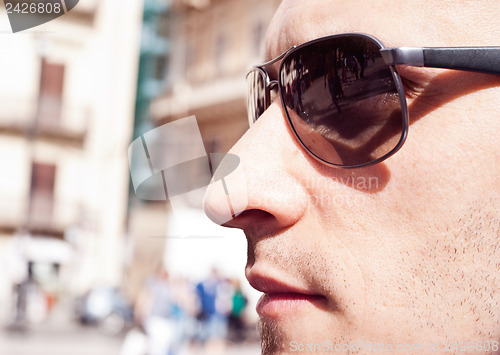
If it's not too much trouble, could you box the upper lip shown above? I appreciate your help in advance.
[247,271,320,296]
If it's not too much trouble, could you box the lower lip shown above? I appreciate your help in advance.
[256,293,325,318]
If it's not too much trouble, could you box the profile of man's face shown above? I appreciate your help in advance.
[205,0,500,353]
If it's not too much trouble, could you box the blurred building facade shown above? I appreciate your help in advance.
[125,0,172,301]
[124,0,281,319]
[127,0,280,281]
[152,0,280,150]
[0,0,142,324]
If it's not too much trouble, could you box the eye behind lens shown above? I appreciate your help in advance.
[280,34,406,167]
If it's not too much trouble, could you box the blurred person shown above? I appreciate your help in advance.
[10,261,46,330]
[135,266,177,355]
[195,269,231,354]
[204,0,500,354]
[228,278,248,343]
[169,276,199,353]
[324,50,343,113]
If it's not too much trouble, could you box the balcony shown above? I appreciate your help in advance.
[0,97,90,147]
[151,73,246,123]
[0,193,85,238]
[63,0,98,24]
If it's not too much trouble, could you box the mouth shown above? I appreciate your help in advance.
[256,293,327,318]
[247,273,328,318]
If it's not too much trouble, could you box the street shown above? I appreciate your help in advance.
[0,314,260,355]
[0,317,122,355]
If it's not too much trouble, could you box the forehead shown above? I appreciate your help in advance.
[264,0,499,61]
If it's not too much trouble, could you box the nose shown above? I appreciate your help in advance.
[203,102,308,231]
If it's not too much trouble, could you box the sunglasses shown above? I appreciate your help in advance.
[246,33,500,168]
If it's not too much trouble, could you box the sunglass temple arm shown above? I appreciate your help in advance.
[380,47,500,75]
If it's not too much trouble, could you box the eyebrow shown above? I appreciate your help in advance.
[380,47,500,75]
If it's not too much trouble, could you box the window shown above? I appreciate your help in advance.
[29,162,56,225]
[37,60,65,127]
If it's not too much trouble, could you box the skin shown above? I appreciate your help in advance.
[205,0,500,353]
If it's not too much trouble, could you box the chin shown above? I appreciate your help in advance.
[258,315,332,355]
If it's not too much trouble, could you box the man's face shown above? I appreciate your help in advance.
[205,0,500,353]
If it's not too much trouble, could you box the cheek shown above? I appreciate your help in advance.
[346,105,500,338]
[382,85,500,229]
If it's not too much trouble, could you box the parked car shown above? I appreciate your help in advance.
[75,287,134,336]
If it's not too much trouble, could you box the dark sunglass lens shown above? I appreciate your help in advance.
[246,70,267,125]
[280,35,404,167]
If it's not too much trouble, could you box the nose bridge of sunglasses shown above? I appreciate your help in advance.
[267,80,279,103]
